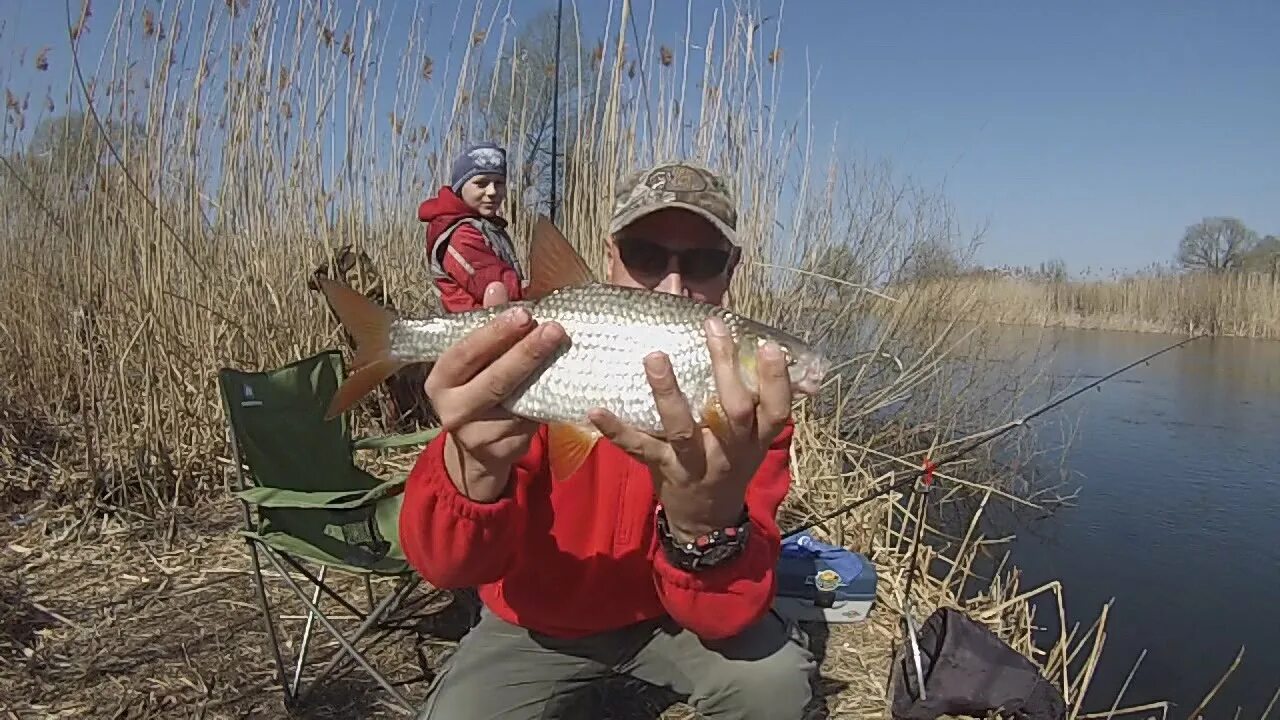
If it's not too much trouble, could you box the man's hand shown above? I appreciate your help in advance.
[587,316,793,541]
[425,282,568,503]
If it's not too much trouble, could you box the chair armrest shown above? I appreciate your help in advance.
[353,427,443,451]
[234,478,405,510]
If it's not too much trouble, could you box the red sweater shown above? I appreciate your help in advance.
[397,421,795,640]
[418,187,522,312]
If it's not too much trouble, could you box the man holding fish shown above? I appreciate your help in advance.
[317,161,828,719]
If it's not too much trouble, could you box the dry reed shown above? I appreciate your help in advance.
[897,269,1280,341]
[0,0,1254,717]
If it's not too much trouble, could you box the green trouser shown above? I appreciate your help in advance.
[417,606,817,720]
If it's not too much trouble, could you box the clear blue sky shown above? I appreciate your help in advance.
[3,0,1277,274]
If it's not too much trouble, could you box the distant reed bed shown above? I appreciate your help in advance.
[892,268,1280,340]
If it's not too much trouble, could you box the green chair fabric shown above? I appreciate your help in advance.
[218,351,441,576]
[216,349,444,713]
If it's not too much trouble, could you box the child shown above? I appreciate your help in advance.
[418,142,524,312]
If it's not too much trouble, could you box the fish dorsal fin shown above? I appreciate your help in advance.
[526,216,597,299]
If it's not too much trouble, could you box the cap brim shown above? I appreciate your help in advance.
[609,202,739,247]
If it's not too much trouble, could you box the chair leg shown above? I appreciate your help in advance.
[313,576,429,684]
[280,553,369,620]
[324,584,443,688]
[291,564,328,696]
[300,576,422,704]
[260,549,416,714]
[232,434,296,710]
[246,538,294,708]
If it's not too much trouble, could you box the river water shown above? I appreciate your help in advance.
[970,327,1280,717]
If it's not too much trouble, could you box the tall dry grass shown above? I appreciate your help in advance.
[0,0,1040,518]
[0,1,1214,715]
[898,269,1280,340]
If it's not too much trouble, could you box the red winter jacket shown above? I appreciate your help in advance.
[418,186,523,312]
[397,421,795,641]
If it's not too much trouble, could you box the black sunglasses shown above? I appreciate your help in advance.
[616,236,738,281]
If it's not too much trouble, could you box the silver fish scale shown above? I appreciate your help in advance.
[389,308,504,360]
[507,285,733,435]
[387,284,759,436]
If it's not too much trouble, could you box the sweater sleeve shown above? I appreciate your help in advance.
[648,421,795,640]
[397,430,543,589]
[439,223,524,303]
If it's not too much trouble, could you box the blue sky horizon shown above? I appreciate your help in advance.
[3,0,1277,276]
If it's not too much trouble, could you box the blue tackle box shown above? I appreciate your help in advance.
[772,531,877,623]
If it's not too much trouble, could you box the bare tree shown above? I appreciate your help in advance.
[900,236,967,282]
[1176,216,1258,272]
[479,8,587,219]
[3,112,137,200]
[1241,234,1280,274]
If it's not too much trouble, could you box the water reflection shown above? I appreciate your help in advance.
[959,327,1280,716]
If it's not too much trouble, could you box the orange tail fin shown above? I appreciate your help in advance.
[315,276,408,420]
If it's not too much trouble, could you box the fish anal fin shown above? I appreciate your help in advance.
[325,358,408,420]
[548,422,602,482]
[526,216,597,299]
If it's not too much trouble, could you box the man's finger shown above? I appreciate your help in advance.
[430,306,536,389]
[588,408,669,467]
[644,352,704,469]
[704,317,755,438]
[755,341,793,440]
[448,321,568,425]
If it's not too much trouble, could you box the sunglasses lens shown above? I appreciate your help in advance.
[618,238,731,280]
[681,249,731,279]
[618,238,670,276]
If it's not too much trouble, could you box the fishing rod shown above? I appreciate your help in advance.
[781,331,1209,540]
[549,0,563,223]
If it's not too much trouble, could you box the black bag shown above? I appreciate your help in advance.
[890,607,1067,720]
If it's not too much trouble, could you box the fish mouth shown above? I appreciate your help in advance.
[794,356,830,396]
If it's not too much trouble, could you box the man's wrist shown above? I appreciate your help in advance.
[659,490,749,542]
[655,504,751,572]
[665,515,730,544]
[660,502,747,540]
[443,434,511,503]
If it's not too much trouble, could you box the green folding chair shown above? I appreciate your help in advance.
[217,349,444,715]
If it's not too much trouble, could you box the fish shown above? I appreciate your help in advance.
[315,217,831,482]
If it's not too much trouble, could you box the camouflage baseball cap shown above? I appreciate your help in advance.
[608,161,739,246]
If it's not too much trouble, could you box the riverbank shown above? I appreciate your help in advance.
[889,272,1280,340]
[0,424,1155,719]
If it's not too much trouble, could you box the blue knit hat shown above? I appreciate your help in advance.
[450,142,507,193]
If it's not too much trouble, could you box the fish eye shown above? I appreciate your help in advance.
[756,337,796,365]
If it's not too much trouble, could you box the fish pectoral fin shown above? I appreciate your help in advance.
[548,423,602,482]
[526,216,597,299]
[702,398,730,443]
